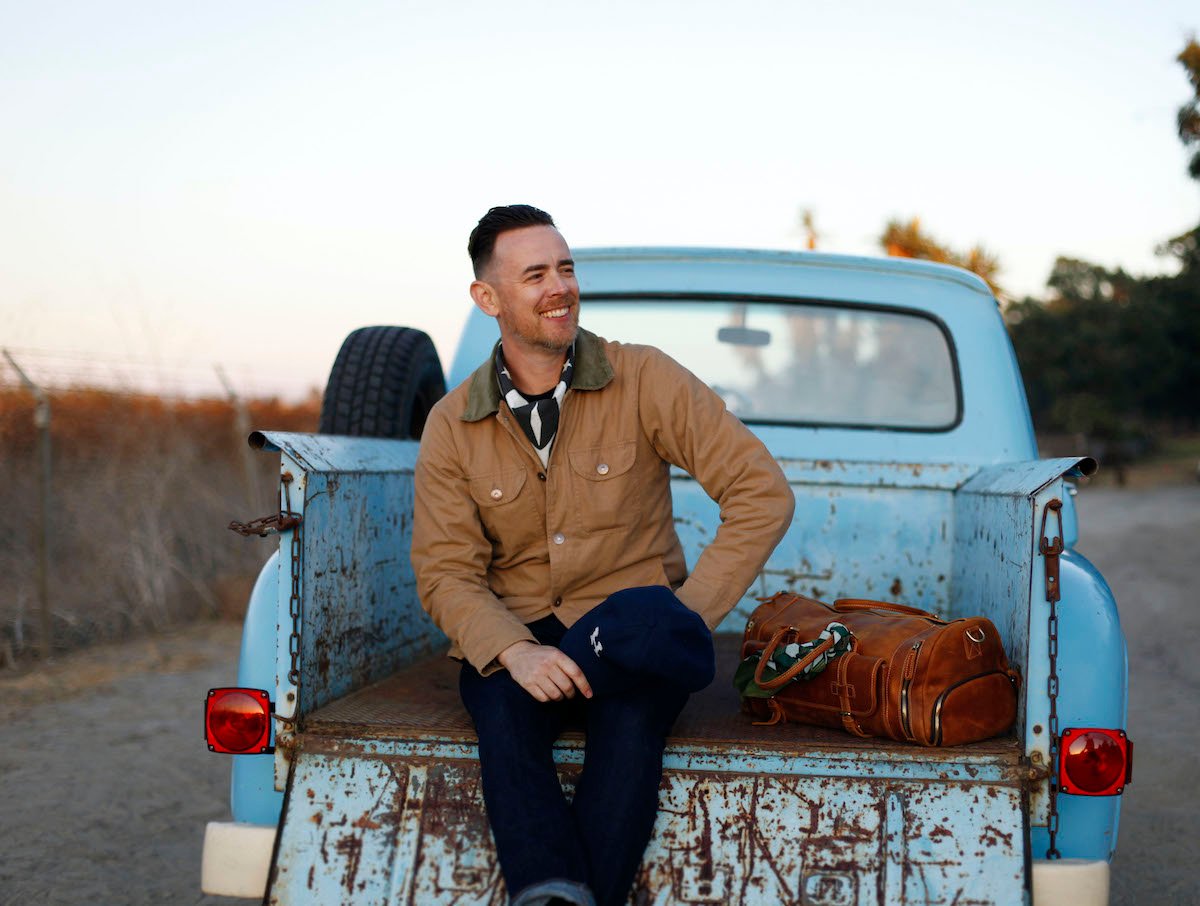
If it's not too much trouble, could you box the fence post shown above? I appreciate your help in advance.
[2,349,53,661]
[215,365,260,507]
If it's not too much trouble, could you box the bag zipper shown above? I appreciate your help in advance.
[899,641,923,741]
[930,669,1011,745]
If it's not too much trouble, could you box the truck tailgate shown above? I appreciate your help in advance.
[268,637,1029,905]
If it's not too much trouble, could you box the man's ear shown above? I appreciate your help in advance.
[470,280,500,317]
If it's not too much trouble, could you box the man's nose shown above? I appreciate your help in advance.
[547,273,570,296]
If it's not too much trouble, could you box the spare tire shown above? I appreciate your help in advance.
[319,326,446,440]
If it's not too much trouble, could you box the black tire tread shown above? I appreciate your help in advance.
[319,326,446,439]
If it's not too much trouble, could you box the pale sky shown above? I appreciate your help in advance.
[2,0,1197,399]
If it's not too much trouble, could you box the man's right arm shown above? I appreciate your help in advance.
[411,407,591,700]
[411,406,538,675]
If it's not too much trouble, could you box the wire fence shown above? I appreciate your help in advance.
[0,346,319,402]
[0,352,321,668]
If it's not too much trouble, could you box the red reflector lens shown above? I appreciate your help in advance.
[205,688,272,754]
[1059,728,1131,796]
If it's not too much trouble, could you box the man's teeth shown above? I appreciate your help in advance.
[541,307,569,318]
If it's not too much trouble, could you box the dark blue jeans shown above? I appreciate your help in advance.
[459,613,689,906]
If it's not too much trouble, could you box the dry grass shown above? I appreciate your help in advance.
[0,387,319,664]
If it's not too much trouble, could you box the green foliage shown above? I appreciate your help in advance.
[1007,253,1200,444]
[1179,39,1200,180]
[1005,41,1200,452]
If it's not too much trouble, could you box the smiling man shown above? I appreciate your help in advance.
[411,205,794,906]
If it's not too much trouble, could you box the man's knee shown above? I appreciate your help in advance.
[460,664,564,747]
[587,688,688,751]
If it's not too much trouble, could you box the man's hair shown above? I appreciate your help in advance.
[468,204,556,277]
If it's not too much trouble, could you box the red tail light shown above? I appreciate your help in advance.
[1058,727,1132,796]
[205,688,273,754]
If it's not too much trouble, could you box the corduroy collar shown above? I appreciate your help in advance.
[461,327,614,422]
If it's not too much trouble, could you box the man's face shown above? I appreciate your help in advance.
[474,225,579,356]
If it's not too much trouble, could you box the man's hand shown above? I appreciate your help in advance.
[498,641,593,702]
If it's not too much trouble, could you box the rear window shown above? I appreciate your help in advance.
[580,298,960,430]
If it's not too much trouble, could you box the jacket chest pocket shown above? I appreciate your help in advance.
[467,468,542,556]
[568,440,642,535]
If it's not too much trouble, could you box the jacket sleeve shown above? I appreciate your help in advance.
[411,405,537,674]
[636,348,795,629]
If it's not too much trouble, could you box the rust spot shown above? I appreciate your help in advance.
[311,812,323,825]
[928,825,952,839]
[890,578,903,596]
[352,813,382,830]
[982,824,1014,848]
[335,833,363,893]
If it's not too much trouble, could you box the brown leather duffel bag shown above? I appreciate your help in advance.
[739,592,1019,746]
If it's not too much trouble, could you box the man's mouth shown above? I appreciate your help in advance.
[540,306,571,319]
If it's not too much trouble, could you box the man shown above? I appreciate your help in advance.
[411,205,794,906]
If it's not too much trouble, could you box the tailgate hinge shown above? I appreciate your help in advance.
[1038,499,1064,603]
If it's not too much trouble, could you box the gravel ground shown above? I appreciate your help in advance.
[1074,485,1200,906]
[0,484,1196,905]
[0,622,257,906]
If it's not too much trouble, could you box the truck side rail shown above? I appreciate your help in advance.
[952,455,1097,826]
[250,430,445,786]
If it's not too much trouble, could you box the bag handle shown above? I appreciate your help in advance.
[833,598,941,620]
[752,626,836,691]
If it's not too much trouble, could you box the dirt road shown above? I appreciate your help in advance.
[1074,486,1200,905]
[0,485,1196,904]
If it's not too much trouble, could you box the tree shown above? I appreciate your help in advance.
[1005,38,1200,450]
[1177,38,1200,180]
[879,217,1002,296]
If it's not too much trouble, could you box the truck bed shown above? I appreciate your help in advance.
[302,634,1022,764]
[274,635,1030,903]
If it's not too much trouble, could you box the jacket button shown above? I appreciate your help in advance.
[552,532,565,545]
[490,488,503,500]
[596,463,609,475]
[552,596,562,608]
[537,472,546,481]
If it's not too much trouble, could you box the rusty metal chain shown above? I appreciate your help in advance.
[228,512,302,537]
[282,473,303,689]
[1039,498,1064,859]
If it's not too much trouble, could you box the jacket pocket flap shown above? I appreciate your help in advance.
[468,468,528,508]
[568,440,637,482]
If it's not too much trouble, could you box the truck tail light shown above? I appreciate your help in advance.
[205,688,273,754]
[1058,727,1132,796]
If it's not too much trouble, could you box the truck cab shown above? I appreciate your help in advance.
[201,248,1129,905]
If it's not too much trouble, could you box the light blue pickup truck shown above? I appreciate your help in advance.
[201,248,1130,905]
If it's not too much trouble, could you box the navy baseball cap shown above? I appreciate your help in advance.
[559,586,716,696]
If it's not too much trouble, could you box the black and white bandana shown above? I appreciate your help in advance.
[495,343,575,457]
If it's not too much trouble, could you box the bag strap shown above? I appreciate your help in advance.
[752,626,836,691]
[752,697,786,727]
[834,654,871,738]
[833,598,942,620]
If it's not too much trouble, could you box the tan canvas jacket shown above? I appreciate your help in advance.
[411,328,795,674]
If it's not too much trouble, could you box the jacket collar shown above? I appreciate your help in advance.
[461,327,614,422]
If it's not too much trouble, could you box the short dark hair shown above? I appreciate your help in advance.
[468,204,556,277]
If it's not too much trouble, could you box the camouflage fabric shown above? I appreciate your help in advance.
[733,621,853,699]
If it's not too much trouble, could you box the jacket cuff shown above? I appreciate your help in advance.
[466,622,539,677]
[675,575,732,630]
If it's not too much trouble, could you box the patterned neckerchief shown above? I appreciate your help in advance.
[494,343,575,453]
